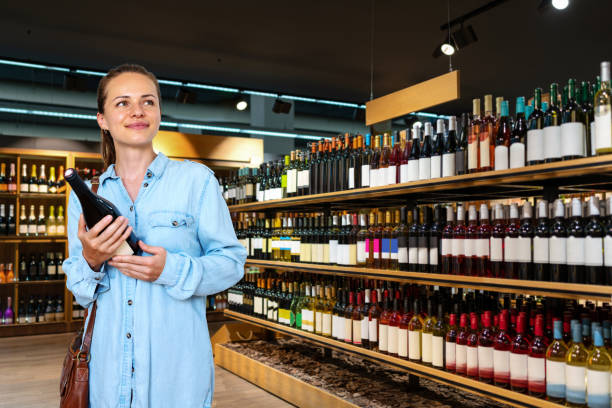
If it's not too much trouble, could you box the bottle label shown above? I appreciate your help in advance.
[399,247,408,264]
[408,330,421,360]
[549,236,567,263]
[595,109,612,151]
[429,247,439,266]
[382,238,390,259]
[455,344,467,373]
[476,238,489,257]
[527,129,545,163]
[432,335,444,367]
[494,145,509,171]
[47,265,55,275]
[322,313,332,336]
[504,237,518,262]
[409,248,418,265]
[388,325,398,354]
[368,318,378,342]
[527,356,545,383]
[28,224,37,235]
[408,160,419,182]
[29,184,38,193]
[565,365,586,404]
[442,153,456,178]
[370,168,378,188]
[480,136,491,168]
[509,353,528,381]
[400,163,410,183]
[468,141,478,170]
[545,359,566,398]
[494,349,510,378]
[566,236,585,265]
[464,238,475,257]
[543,126,562,160]
[387,165,397,185]
[605,236,612,267]
[445,341,456,370]
[19,224,28,235]
[348,167,355,189]
[352,320,362,345]
[452,238,464,256]
[441,238,452,256]
[357,240,366,264]
[361,315,369,341]
[422,332,432,363]
[418,158,431,181]
[430,155,441,179]
[516,236,532,263]
[288,169,297,193]
[361,164,370,187]
[332,314,339,339]
[418,247,428,265]
[561,122,586,158]
[585,236,604,266]
[509,142,525,169]
[586,369,610,407]
[337,316,345,340]
[478,345,494,372]
[344,317,353,342]
[377,168,386,187]
[329,240,338,263]
[533,236,549,263]
[379,324,388,352]
[467,346,478,375]
[390,239,398,260]
[279,309,291,325]
[398,328,408,357]
[302,169,310,188]
[301,309,314,332]
[20,183,28,192]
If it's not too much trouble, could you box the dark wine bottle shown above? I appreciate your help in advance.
[585,196,604,285]
[64,168,142,256]
[533,200,550,281]
[605,197,612,285]
[567,198,585,284]
[517,201,534,280]
[549,199,568,283]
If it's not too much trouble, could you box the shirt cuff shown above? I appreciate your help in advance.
[76,257,110,301]
[155,251,182,286]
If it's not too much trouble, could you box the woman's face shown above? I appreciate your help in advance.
[97,72,161,149]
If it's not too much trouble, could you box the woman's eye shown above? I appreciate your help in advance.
[144,100,155,106]
[116,101,127,107]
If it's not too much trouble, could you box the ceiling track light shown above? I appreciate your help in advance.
[538,0,569,13]
[272,99,292,114]
[432,24,478,58]
[235,98,248,111]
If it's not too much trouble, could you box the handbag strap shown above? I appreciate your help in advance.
[80,176,101,356]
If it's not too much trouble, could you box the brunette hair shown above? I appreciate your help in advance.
[96,64,162,169]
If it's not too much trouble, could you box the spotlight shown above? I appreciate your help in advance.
[272,99,292,114]
[538,0,570,13]
[552,0,569,9]
[441,43,455,56]
[432,24,477,58]
[236,99,248,111]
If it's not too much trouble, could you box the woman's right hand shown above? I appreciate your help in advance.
[78,214,133,271]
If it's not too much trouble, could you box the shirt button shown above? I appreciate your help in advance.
[126,333,131,339]
[130,206,134,212]
[128,299,133,306]
[144,183,148,188]
[146,172,152,178]
[172,221,178,227]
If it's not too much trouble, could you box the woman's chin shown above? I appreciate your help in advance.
[114,131,156,147]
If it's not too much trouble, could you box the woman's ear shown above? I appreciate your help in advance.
[96,112,107,132]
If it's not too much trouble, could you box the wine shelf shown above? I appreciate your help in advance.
[228,155,612,212]
[224,310,561,408]
[0,280,65,286]
[246,259,612,301]
[18,193,65,199]
[0,319,81,338]
[0,236,67,243]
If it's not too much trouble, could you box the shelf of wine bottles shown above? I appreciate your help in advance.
[226,272,612,408]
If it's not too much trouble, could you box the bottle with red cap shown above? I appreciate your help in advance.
[452,205,467,275]
[441,206,455,274]
[494,309,512,388]
[527,314,548,397]
[510,311,530,393]
[445,305,459,372]
[466,312,480,379]
[478,310,495,383]
[456,312,469,375]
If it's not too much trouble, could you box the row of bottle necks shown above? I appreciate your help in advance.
[0,252,66,283]
[0,295,64,325]
[0,203,66,236]
[235,194,612,284]
[228,273,612,405]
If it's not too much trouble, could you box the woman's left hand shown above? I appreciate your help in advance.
[108,241,167,282]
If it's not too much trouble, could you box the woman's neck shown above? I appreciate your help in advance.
[114,145,157,182]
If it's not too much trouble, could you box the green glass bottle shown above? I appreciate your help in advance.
[566,321,588,407]
[586,326,612,408]
[561,79,587,160]
[546,319,568,403]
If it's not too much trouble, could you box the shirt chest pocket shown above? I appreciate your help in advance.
[147,211,197,252]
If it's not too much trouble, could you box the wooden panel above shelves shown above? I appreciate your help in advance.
[229,155,612,212]
[245,259,612,301]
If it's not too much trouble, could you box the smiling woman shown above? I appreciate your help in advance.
[61,64,247,408]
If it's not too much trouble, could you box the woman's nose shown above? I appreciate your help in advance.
[131,103,145,117]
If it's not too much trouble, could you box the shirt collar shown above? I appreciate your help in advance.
[99,152,169,184]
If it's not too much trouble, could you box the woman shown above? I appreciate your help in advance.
[63,64,246,408]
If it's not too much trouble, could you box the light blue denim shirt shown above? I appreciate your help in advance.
[63,152,246,408]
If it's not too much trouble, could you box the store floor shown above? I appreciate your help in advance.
[0,333,293,408]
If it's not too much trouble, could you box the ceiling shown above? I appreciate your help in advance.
[0,0,610,116]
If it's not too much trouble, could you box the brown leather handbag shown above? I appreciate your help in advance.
[59,177,100,408]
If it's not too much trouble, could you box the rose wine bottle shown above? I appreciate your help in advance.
[445,307,458,372]
[64,168,142,256]
[422,298,436,366]
[527,314,548,397]
[398,295,411,360]
[510,312,530,393]
[491,204,506,278]
[466,313,480,379]
[432,302,446,370]
[456,312,469,376]
[408,298,424,362]
[441,206,455,274]
[387,292,402,357]
[452,205,466,275]
[378,290,391,354]
[494,310,512,388]
[367,289,382,351]
[477,204,492,277]
[504,204,520,279]
[478,310,495,383]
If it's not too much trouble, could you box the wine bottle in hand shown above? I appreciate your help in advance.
[64,168,142,256]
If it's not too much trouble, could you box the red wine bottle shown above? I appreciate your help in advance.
[64,168,142,256]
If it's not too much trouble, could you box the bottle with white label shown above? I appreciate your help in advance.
[399,129,411,183]
[351,292,363,347]
[526,88,545,165]
[442,116,457,178]
[432,302,446,369]
[356,213,368,267]
[367,289,382,351]
[495,100,511,171]
[397,296,411,360]
[565,321,588,406]
[455,313,469,376]
[465,205,479,276]
[421,298,435,366]
[510,312,529,393]
[477,204,491,277]
[504,204,520,279]
[510,97,527,169]
[595,61,612,155]
[517,201,534,280]
[527,314,547,397]
[478,311,495,383]
[585,196,605,285]
[408,298,424,362]
[544,83,563,162]
[579,81,594,158]
[328,215,340,265]
[546,319,568,403]
[452,205,467,276]
[446,308,458,372]
[561,79,587,160]
[361,134,372,188]
[387,295,401,357]
[567,198,585,284]
[466,313,479,379]
[407,127,420,182]
[431,119,444,179]
[491,204,506,278]
[378,291,390,354]
[429,205,445,274]
[18,204,27,236]
[441,206,455,274]
[417,207,431,273]
[419,123,432,181]
[343,291,354,343]
[605,197,612,285]
[395,207,409,271]
[550,199,568,283]
[494,310,512,388]
[480,94,494,172]
[533,200,550,281]
[586,326,612,408]
[408,208,420,271]
[468,99,481,173]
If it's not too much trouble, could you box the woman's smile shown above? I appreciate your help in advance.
[126,121,150,130]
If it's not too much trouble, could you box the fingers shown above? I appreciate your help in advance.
[88,215,114,236]
[108,260,149,274]
[115,266,155,282]
[107,226,133,254]
[138,240,164,255]
[96,216,128,243]
[111,254,154,266]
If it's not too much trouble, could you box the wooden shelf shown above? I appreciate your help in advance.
[224,310,562,408]
[19,193,66,199]
[246,259,612,301]
[0,236,67,243]
[0,192,17,198]
[0,320,80,337]
[0,279,65,286]
[206,310,230,323]
[229,155,612,211]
